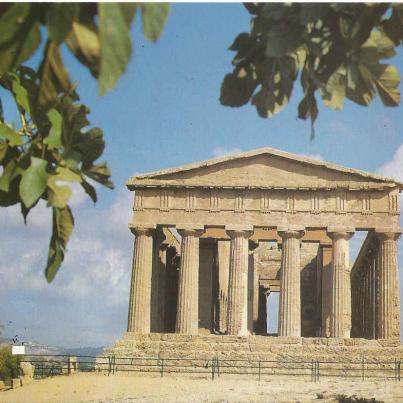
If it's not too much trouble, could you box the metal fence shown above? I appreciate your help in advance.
[21,354,402,382]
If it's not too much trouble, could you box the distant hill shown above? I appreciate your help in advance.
[1,338,104,358]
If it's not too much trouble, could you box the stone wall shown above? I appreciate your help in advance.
[101,333,403,375]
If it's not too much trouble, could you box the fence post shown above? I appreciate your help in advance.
[258,360,261,381]
[107,356,112,376]
[160,359,164,378]
[394,358,397,381]
[399,360,401,382]
[211,358,215,381]
[311,360,314,382]
[361,357,365,381]
[217,356,220,378]
[67,355,71,375]
[317,361,320,382]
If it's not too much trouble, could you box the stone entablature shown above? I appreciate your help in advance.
[131,188,399,229]
[125,148,403,341]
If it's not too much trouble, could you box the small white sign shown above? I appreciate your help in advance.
[12,345,25,355]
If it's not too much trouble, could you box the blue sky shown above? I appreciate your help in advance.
[1,4,403,347]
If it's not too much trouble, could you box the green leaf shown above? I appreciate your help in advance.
[0,159,20,192]
[0,3,31,44]
[251,56,298,118]
[382,8,403,46]
[372,64,400,106]
[47,167,81,208]
[220,70,258,107]
[321,66,346,110]
[19,157,48,208]
[265,25,303,57]
[62,150,82,170]
[98,3,132,95]
[46,3,77,45]
[38,41,72,109]
[11,77,31,115]
[120,3,138,26]
[0,122,25,146]
[0,8,41,74]
[75,128,105,165]
[47,186,71,209]
[45,206,74,282]
[0,176,20,207]
[81,178,97,203]
[229,33,255,52]
[55,206,74,246]
[65,20,100,78]
[84,162,114,189]
[141,3,170,42]
[298,90,318,140]
[0,139,7,162]
[44,109,63,148]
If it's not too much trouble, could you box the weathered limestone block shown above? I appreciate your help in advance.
[20,362,34,384]
[127,227,154,334]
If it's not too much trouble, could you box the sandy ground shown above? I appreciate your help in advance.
[0,373,402,403]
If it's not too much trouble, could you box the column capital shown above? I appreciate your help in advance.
[129,225,155,236]
[225,224,253,239]
[374,228,402,242]
[177,228,204,237]
[277,228,304,240]
[327,227,354,240]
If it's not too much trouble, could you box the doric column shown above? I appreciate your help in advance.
[321,245,333,337]
[327,229,354,338]
[375,231,401,340]
[175,228,204,335]
[127,227,154,333]
[151,230,166,332]
[217,240,230,333]
[226,226,253,336]
[278,229,304,337]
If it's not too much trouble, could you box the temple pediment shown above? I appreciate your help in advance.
[127,148,402,190]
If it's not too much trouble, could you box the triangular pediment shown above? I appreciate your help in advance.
[127,148,402,190]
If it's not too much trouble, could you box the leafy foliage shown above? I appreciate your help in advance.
[0,4,169,282]
[0,346,20,381]
[220,3,401,138]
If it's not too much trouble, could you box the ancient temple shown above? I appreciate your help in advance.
[125,147,402,341]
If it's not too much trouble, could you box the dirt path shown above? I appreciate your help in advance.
[0,373,402,402]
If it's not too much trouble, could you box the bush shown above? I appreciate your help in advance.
[0,346,20,381]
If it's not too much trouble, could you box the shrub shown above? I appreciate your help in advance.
[0,346,20,381]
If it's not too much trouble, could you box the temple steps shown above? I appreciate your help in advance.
[101,333,403,362]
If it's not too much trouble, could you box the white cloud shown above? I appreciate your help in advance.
[0,189,134,347]
[377,143,403,181]
[212,147,242,158]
